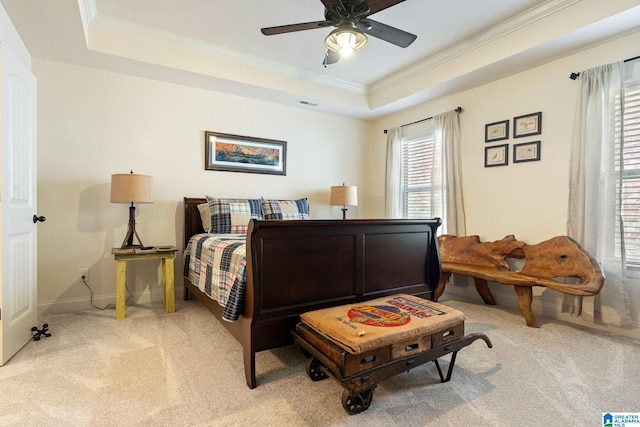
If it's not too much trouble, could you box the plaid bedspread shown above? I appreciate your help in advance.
[183,233,247,321]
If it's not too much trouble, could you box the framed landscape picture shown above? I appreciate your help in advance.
[205,131,287,175]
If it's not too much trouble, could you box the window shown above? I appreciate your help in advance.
[401,131,434,218]
[621,80,640,265]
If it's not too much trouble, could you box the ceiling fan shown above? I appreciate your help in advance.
[260,0,417,67]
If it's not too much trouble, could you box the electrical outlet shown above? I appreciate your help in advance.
[78,268,89,282]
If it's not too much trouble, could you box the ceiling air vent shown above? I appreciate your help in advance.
[297,100,318,107]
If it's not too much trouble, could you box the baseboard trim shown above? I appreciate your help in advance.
[38,286,183,317]
[443,282,640,341]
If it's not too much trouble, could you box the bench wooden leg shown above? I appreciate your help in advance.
[437,274,498,306]
[473,278,497,305]
[514,286,539,328]
[435,272,451,300]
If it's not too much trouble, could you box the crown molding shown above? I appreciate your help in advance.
[369,0,582,95]
[88,12,367,95]
[77,0,97,45]
[74,0,583,101]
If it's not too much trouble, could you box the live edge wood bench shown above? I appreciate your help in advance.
[436,235,605,328]
[291,294,492,415]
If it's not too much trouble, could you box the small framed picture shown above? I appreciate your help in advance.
[485,144,509,167]
[513,141,541,163]
[485,120,509,142]
[513,112,542,138]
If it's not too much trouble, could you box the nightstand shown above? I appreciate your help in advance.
[111,246,178,319]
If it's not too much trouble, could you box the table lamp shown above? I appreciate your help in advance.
[110,171,153,248]
[330,183,358,220]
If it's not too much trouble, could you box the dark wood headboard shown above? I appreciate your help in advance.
[184,197,206,248]
[183,195,443,389]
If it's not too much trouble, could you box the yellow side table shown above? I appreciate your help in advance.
[111,246,178,319]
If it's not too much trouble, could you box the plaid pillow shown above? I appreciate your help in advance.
[206,196,262,234]
[261,198,310,220]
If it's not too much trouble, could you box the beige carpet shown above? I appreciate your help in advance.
[0,296,637,427]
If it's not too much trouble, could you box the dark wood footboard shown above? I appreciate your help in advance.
[183,197,442,389]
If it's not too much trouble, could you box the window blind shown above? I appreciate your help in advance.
[401,132,435,218]
[621,82,640,264]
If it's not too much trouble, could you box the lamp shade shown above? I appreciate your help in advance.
[110,173,153,204]
[330,185,358,207]
[325,25,367,57]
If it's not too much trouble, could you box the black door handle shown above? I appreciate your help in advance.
[33,215,46,223]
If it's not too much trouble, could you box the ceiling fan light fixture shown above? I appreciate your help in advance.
[325,26,367,57]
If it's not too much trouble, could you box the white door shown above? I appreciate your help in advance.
[0,46,38,365]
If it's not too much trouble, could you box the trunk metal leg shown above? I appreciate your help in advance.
[434,351,458,382]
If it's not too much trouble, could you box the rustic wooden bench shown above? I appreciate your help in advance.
[436,235,604,327]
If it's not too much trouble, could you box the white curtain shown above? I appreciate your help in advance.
[565,62,632,327]
[385,110,466,234]
[385,127,402,218]
[433,110,466,236]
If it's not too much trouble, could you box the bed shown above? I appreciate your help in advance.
[182,196,442,388]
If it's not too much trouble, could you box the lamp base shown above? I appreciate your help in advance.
[120,232,144,249]
[341,207,348,220]
[120,204,146,249]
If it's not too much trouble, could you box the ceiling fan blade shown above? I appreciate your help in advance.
[322,49,340,67]
[358,0,406,15]
[358,18,416,48]
[320,0,343,10]
[261,21,332,36]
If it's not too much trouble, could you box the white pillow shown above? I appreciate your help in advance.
[197,203,211,233]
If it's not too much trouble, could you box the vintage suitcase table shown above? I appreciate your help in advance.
[292,294,492,414]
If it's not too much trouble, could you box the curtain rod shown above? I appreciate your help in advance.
[569,55,640,80]
[383,106,463,134]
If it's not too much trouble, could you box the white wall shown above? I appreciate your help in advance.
[368,31,640,339]
[35,59,370,314]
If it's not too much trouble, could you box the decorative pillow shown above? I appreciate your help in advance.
[261,198,310,220]
[197,203,212,232]
[206,196,262,234]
